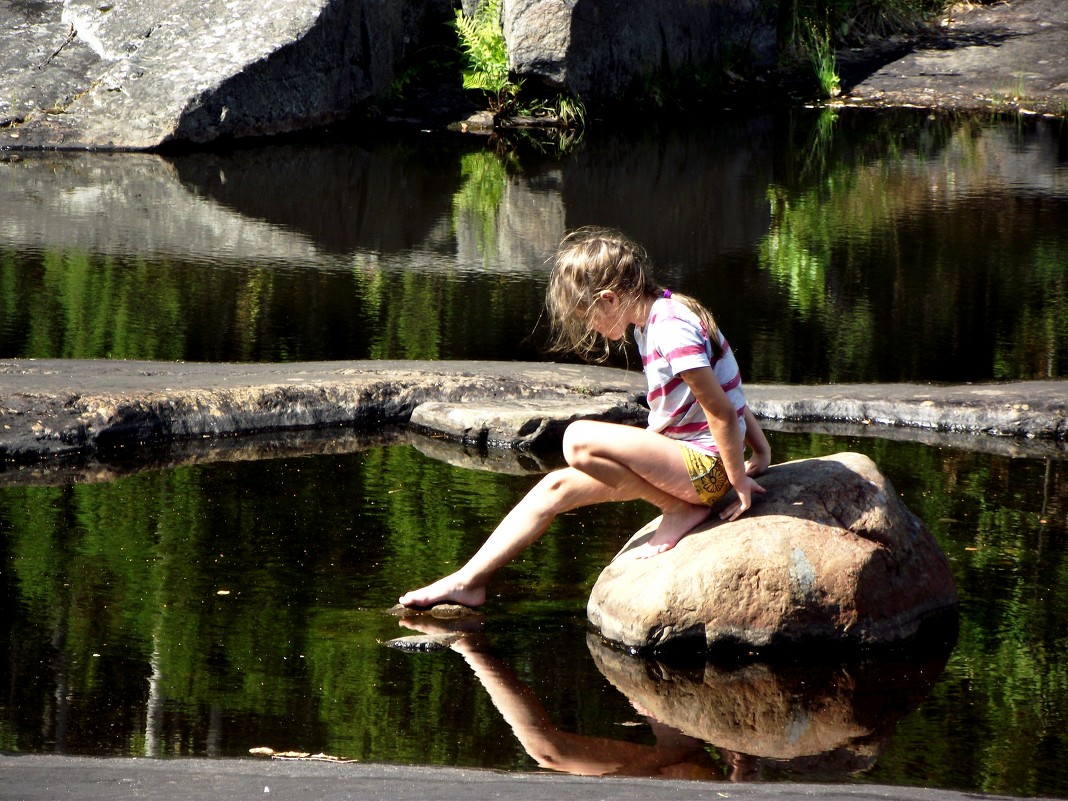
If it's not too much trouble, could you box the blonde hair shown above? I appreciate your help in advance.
[546,226,723,362]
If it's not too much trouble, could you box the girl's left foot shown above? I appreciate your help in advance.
[629,503,711,559]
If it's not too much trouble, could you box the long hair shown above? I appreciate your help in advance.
[545,227,723,362]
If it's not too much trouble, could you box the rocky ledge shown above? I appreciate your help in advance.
[1,360,1065,475]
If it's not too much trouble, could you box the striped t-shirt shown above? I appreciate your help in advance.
[632,296,748,455]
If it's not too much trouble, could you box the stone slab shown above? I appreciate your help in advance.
[1,360,1066,478]
[0,754,1045,801]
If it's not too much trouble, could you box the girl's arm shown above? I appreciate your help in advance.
[680,367,765,521]
[742,406,771,476]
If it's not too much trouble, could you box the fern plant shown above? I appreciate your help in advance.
[454,0,520,114]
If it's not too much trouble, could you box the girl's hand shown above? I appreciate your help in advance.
[745,450,771,477]
[718,474,766,521]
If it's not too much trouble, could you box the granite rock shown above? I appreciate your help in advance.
[587,452,958,654]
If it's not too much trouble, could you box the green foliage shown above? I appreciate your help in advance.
[804,20,841,99]
[783,0,947,51]
[453,0,520,115]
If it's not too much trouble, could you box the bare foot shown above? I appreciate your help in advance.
[398,573,487,609]
[629,503,711,560]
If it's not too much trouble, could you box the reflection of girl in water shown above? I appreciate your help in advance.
[400,616,723,780]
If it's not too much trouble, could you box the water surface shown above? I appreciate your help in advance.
[1,108,1067,797]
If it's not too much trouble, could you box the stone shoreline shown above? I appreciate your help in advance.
[1,359,1064,485]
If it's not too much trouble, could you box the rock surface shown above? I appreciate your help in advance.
[844,0,1068,117]
[0,359,647,466]
[1,359,1066,480]
[587,452,958,654]
[502,0,777,104]
[0,0,448,149]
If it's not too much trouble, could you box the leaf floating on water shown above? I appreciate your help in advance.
[249,746,357,763]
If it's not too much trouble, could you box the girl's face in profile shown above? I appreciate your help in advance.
[585,291,630,341]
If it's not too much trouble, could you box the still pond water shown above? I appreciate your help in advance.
[1,108,1067,797]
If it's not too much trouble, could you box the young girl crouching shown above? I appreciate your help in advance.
[399,227,770,610]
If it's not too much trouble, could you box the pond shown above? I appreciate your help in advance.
[1,108,1067,798]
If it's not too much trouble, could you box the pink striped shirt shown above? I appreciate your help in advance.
[633,297,747,455]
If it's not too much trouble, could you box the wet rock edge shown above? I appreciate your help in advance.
[0,359,1065,486]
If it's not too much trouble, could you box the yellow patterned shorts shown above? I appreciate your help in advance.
[680,445,731,506]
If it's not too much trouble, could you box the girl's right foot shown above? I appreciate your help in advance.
[399,574,487,609]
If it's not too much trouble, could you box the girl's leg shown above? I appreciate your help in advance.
[399,466,634,608]
[399,421,705,608]
[561,420,709,557]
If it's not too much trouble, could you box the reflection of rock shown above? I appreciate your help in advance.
[170,144,461,257]
[454,167,567,276]
[588,452,958,653]
[409,432,557,476]
[0,152,326,264]
[587,633,949,777]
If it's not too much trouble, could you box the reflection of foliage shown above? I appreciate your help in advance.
[452,150,510,263]
[0,241,550,365]
[754,111,1068,383]
[6,249,186,360]
[2,434,1068,796]
[994,241,1068,380]
[759,188,831,317]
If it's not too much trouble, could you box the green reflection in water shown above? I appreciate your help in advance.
[756,111,1068,383]
[1,433,1066,797]
[452,150,510,264]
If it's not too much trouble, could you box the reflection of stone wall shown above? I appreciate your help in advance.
[171,145,460,257]
[0,153,324,265]
[454,169,566,274]
[560,116,776,276]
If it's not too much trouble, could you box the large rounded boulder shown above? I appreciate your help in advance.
[587,452,958,654]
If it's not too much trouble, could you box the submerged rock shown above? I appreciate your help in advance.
[386,602,481,620]
[385,633,464,652]
[587,452,958,654]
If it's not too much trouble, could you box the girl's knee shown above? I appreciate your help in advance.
[562,420,599,467]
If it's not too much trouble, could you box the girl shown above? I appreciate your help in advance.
[400,227,770,609]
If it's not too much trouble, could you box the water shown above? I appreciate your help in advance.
[1,108,1067,797]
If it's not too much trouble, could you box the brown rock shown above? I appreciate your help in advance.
[587,452,958,654]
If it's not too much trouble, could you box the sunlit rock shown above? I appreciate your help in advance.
[409,393,646,452]
[587,452,958,654]
[1,0,448,149]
